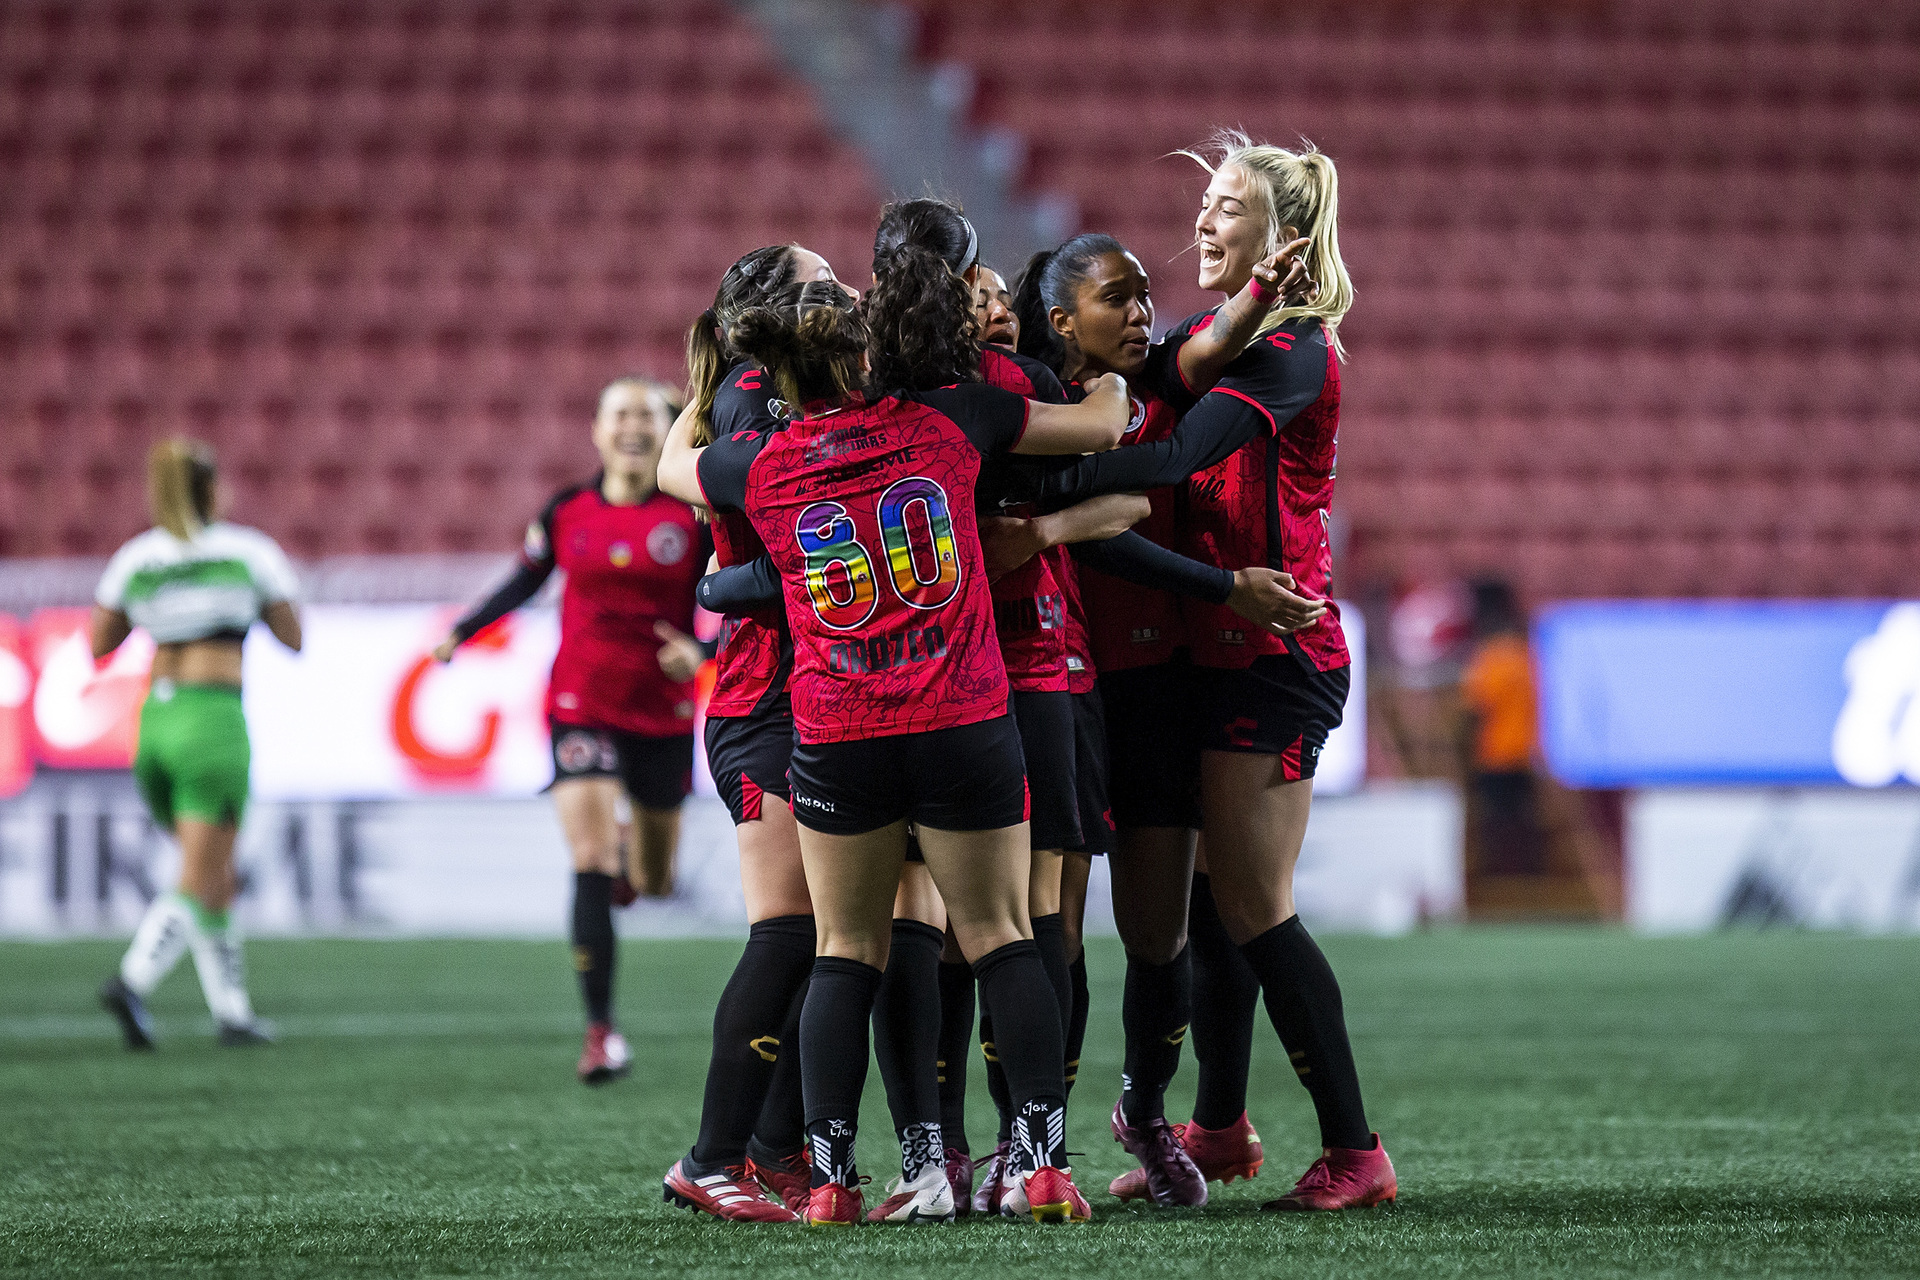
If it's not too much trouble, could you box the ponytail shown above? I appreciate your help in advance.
[1011,249,1064,372]
[862,243,981,392]
[148,439,216,540]
[728,281,868,410]
[1179,130,1353,358]
[685,245,805,444]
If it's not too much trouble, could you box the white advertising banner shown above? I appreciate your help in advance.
[243,606,561,800]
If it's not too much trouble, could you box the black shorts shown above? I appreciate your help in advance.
[549,720,694,811]
[1012,689,1082,852]
[1098,658,1201,830]
[704,703,794,825]
[788,714,1029,837]
[1196,657,1350,779]
[1070,690,1113,855]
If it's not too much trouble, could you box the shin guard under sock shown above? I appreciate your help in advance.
[571,872,616,1025]
[1188,873,1260,1130]
[690,914,815,1169]
[979,1010,1013,1142]
[184,898,253,1026]
[1120,944,1192,1126]
[1065,952,1089,1093]
[936,959,975,1153]
[872,920,946,1156]
[749,977,810,1161]
[119,892,196,996]
[1240,915,1371,1150]
[972,940,1068,1174]
[800,955,883,1187]
[1029,913,1073,1038]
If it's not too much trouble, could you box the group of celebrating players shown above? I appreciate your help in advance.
[93,128,1394,1228]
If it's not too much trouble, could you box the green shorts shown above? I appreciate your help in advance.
[134,681,251,830]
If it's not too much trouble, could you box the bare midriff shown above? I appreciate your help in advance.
[150,638,245,689]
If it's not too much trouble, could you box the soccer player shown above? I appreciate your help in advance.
[434,377,708,1086]
[1039,134,1397,1212]
[663,244,850,1222]
[658,253,1132,1225]
[96,440,301,1049]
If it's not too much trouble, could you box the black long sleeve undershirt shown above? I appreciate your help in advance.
[698,557,782,615]
[450,558,554,644]
[1042,400,1268,508]
[1072,531,1233,605]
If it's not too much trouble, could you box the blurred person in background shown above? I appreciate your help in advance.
[1460,578,1544,875]
[433,376,707,1085]
[96,440,302,1050]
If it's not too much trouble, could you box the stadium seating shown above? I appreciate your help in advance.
[0,0,883,558]
[897,0,1919,600]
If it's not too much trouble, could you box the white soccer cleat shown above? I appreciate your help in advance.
[865,1162,958,1223]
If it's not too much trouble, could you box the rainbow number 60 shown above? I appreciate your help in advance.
[796,477,962,630]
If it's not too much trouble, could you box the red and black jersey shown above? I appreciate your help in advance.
[978,346,1073,692]
[705,360,794,718]
[1172,314,1346,671]
[1062,332,1201,674]
[697,386,1028,744]
[454,479,709,737]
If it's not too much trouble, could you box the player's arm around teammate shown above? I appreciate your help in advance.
[96,441,300,1050]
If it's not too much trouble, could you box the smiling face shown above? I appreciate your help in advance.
[968,265,1018,347]
[591,380,673,478]
[1053,250,1153,378]
[1195,163,1278,296]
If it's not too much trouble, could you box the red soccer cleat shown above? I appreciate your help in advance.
[945,1148,975,1218]
[662,1158,798,1222]
[610,875,639,908]
[1262,1135,1396,1211]
[970,1140,1010,1215]
[1000,1166,1092,1224]
[803,1181,864,1226]
[748,1151,810,1214]
[577,1022,632,1085]
[1110,1099,1207,1207]
[1109,1111,1264,1201]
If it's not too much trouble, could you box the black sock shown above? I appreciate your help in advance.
[873,920,946,1167]
[1120,944,1191,1126]
[1030,913,1073,1037]
[749,977,809,1162]
[972,940,1067,1174]
[1065,952,1089,1094]
[1189,873,1260,1131]
[571,872,615,1025]
[690,914,815,1170]
[1240,915,1371,1150]
[979,1010,1013,1142]
[800,955,883,1187]
[936,959,975,1154]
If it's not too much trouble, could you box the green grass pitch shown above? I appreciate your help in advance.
[3,930,1916,1277]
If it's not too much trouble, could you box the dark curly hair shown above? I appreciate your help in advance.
[861,243,981,392]
[726,280,868,411]
[685,245,805,443]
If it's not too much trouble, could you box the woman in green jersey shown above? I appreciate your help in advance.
[94,440,303,1049]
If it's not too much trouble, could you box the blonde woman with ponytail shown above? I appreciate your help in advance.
[1043,132,1394,1212]
[94,440,303,1051]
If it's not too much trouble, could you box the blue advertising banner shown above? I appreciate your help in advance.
[1535,601,1920,788]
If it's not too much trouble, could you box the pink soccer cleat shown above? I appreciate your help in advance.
[1262,1135,1396,1211]
[1110,1111,1264,1201]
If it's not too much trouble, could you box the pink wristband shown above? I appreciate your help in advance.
[1249,276,1278,306]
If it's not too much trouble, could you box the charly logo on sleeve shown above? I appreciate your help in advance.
[1833,603,1920,787]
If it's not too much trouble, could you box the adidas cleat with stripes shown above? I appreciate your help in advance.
[662,1158,799,1222]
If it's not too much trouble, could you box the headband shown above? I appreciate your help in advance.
[955,215,980,276]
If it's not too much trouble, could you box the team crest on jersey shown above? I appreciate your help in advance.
[523,521,548,560]
[647,522,690,566]
[608,541,634,568]
[555,729,606,773]
[1124,395,1148,439]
